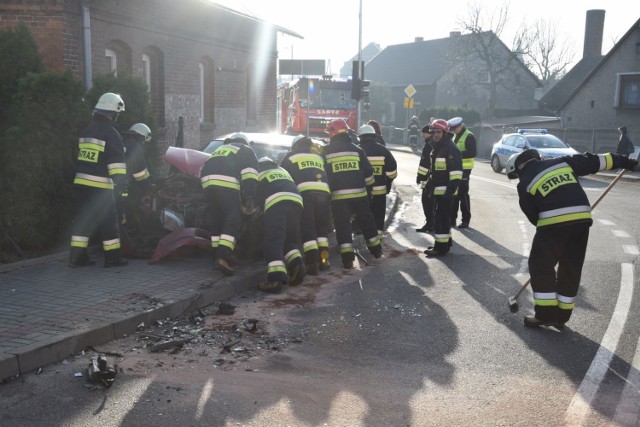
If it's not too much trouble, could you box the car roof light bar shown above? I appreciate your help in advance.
[517,128,547,134]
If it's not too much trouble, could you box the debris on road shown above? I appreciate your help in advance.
[86,355,117,388]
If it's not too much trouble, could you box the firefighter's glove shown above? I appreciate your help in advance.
[624,158,638,171]
[241,197,259,216]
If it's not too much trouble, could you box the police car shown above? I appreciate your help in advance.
[490,129,579,173]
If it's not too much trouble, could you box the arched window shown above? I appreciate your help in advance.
[105,40,132,75]
[142,54,151,91]
[105,49,117,75]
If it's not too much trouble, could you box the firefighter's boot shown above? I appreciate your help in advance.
[319,249,331,271]
[104,250,128,268]
[288,261,306,286]
[69,248,96,267]
[305,252,319,276]
[257,280,283,294]
[341,253,355,269]
[217,258,235,276]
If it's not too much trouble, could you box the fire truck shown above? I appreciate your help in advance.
[278,76,357,137]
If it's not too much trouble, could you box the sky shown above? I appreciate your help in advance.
[214,0,638,76]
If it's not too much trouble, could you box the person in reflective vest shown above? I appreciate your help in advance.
[69,92,128,268]
[255,157,305,293]
[447,117,476,228]
[200,133,259,276]
[416,124,435,233]
[323,119,382,268]
[506,149,638,329]
[423,119,463,257]
[357,125,398,241]
[280,136,332,274]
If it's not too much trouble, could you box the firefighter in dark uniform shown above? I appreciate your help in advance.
[122,123,153,242]
[280,135,332,275]
[200,133,259,276]
[416,125,435,233]
[448,117,476,228]
[69,92,128,268]
[323,119,382,268]
[255,157,305,293]
[357,124,398,240]
[506,149,638,329]
[423,119,463,257]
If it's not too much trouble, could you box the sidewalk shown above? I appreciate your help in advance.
[0,192,398,382]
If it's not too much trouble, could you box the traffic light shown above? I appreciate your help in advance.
[351,60,361,100]
[360,80,370,102]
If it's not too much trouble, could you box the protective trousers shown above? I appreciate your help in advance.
[528,224,590,324]
[421,181,435,226]
[70,186,122,263]
[204,186,241,263]
[263,201,303,283]
[331,197,381,264]
[301,191,331,266]
[433,195,453,253]
[451,170,471,224]
[369,194,387,237]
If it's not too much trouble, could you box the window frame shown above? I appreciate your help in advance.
[616,73,640,109]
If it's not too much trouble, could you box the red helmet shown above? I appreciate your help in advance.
[429,118,450,133]
[325,119,350,138]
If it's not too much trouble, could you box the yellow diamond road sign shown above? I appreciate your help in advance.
[404,84,416,98]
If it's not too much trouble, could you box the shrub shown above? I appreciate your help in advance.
[0,71,90,254]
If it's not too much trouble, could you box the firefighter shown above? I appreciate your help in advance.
[506,149,638,329]
[69,92,129,268]
[423,119,463,257]
[408,116,420,149]
[200,133,259,276]
[416,125,435,233]
[323,119,382,268]
[447,117,477,228]
[280,135,332,275]
[255,157,305,293]
[357,124,398,240]
[122,123,153,234]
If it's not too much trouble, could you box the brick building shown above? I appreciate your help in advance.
[0,0,296,149]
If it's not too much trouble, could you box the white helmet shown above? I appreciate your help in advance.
[506,149,541,180]
[94,92,125,113]
[129,123,152,142]
[357,124,376,136]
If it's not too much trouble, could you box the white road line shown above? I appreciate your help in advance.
[471,174,517,189]
[613,336,640,426]
[613,230,632,238]
[564,263,635,426]
[598,219,616,226]
[623,245,640,255]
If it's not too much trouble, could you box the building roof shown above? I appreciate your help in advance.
[339,42,383,77]
[546,17,640,113]
[364,37,452,86]
[538,56,602,114]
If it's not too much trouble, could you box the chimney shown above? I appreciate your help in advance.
[415,37,424,42]
[450,31,461,38]
[583,9,605,58]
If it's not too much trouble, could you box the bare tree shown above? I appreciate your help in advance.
[523,18,575,85]
[449,1,534,117]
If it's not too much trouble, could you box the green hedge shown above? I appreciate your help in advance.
[0,71,90,255]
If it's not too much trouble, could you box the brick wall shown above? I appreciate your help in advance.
[1,0,280,150]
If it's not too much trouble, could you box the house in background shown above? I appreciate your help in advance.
[361,32,541,129]
[339,42,382,77]
[0,0,300,150]
[538,11,640,153]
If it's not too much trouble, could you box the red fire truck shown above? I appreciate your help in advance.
[278,76,357,137]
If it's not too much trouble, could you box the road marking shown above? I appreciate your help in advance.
[623,245,640,255]
[612,230,632,238]
[196,378,214,420]
[597,219,616,226]
[564,263,634,425]
[613,336,640,425]
[471,174,517,189]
